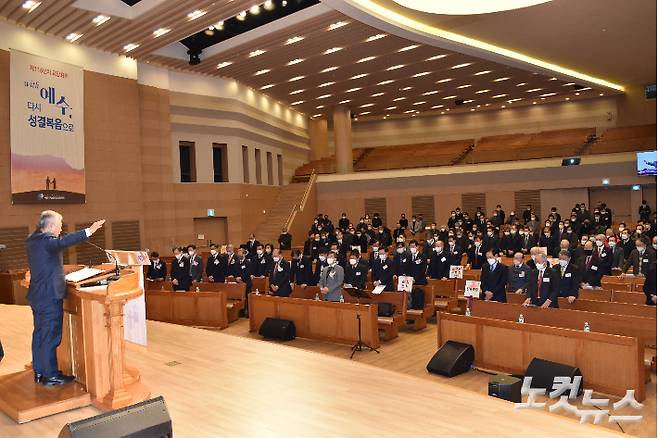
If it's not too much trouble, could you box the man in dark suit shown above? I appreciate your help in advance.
[578,241,604,287]
[26,211,105,386]
[507,253,531,294]
[187,244,203,284]
[467,237,485,270]
[245,234,260,257]
[290,249,314,287]
[593,234,612,275]
[428,241,450,279]
[269,249,292,296]
[643,261,657,305]
[524,253,559,308]
[313,249,329,285]
[206,243,226,283]
[372,247,395,291]
[338,213,350,232]
[278,228,292,250]
[171,246,192,291]
[345,250,369,290]
[446,237,462,267]
[621,238,656,277]
[147,251,167,281]
[554,250,581,303]
[251,244,272,278]
[607,236,625,272]
[480,251,507,302]
[405,241,427,286]
[234,248,253,316]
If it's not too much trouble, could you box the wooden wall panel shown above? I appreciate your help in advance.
[364,197,387,225]
[515,190,541,220]
[411,195,435,223]
[75,223,107,265]
[0,226,29,271]
[461,193,486,217]
[111,220,141,251]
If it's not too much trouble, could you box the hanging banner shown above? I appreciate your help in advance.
[10,50,85,204]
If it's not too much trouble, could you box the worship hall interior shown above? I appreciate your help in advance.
[0,0,656,437]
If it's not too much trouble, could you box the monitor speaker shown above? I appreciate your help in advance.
[488,374,522,403]
[58,396,172,438]
[426,340,474,377]
[525,358,583,395]
[561,157,581,166]
[258,317,296,340]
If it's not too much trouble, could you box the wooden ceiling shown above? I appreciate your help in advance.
[0,0,615,119]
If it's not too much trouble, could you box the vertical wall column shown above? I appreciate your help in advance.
[308,118,329,161]
[333,106,353,173]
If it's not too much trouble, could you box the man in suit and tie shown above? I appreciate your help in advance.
[524,252,559,308]
[234,248,253,316]
[446,237,462,267]
[507,252,530,294]
[171,247,192,291]
[480,251,508,302]
[593,234,612,275]
[245,234,260,257]
[187,244,203,284]
[467,237,485,270]
[225,244,238,277]
[429,241,451,279]
[621,238,656,277]
[251,244,272,278]
[206,243,226,283]
[338,212,350,232]
[554,250,581,303]
[519,227,536,255]
[405,240,428,286]
[290,249,314,288]
[26,211,105,386]
[319,252,344,301]
[607,236,625,272]
[345,250,369,290]
[269,249,292,297]
[147,251,167,281]
[278,228,292,250]
[578,241,604,288]
[372,247,395,291]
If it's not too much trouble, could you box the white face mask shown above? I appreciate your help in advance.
[621,234,629,240]
[153,259,160,264]
[210,249,217,255]
[475,242,481,247]
[372,246,378,252]
[272,256,280,262]
[379,254,386,261]
[327,258,336,265]
[396,248,404,254]
[595,240,603,247]
[654,244,657,250]
[349,259,357,266]
[637,246,646,254]
[559,259,569,267]
[188,251,195,256]
[435,247,443,252]
[175,254,182,260]
[257,249,263,255]
[608,242,616,248]
[535,263,545,270]
[410,247,417,254]
[487,258,496,265]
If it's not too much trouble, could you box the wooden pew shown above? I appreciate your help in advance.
[613,290,648,305]
[249,294,380,349]
[343,291,407,340]
[436,312,645,400]
[251,276,269,294]
[471,300,656,347]
[406,286,435,331]
[145,289,228,329]
[505,292,656,318]
[602,275,645,291]
[291,285,320,299]
[427,279,458,314]
[578,288,613,302]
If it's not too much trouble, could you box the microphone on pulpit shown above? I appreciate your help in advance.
[62,231,120,278]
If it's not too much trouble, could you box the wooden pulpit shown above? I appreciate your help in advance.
[0,264,150,423]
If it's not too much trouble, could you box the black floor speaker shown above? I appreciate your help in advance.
[426,341,474,377]
[58,396,172,438]
[258,317,296,340]
[488,374,522,403]
[525,358,583,395]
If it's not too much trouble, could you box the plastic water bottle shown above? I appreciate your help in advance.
[314,292,320,301]
[195,286,200,292]
[339,294,345,303]
[465,307,472,317]
[255,288,260,295]
[518,314,525,323]
[584,322,590,332]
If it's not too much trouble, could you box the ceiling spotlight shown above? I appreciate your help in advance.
[413,101,426,105]
[285,36,304,45]
[237,11,247,21]
[451,62,472,69]
[473,70,491,76]
[357,56,376,63]
[456,84,472,89]
[377,80,394,85]
[328,21,348,31]
[360,103,374,108]
[187,10,207,20]
[316,105,325,109]
[250,4,260,15]
[287,58,304,66]
[289,76,305,82]
[526,88,543,92]
[260,84,275,90]
[318,82,335,87]
[215,21,224,30]
[249,49,266,57]
[153,28,171,38]
[264,0,275,10]
[339,99,351,104]
[282,0,287,6]
[516,82,527,86]
[217,61,233,69]
[254,69,270,76]
[398,45,419,52]
[427,54,447,61]
[321,66,338,73]
[493,77,510,82]
[412,71,431,78]
[491,93,507,98]
[371,92,385,97]
[324,47,343,54]
[474,89,490,94]
[366,34,387,42]
[22,1,41,12]
[317,94,332,99]
[291,100,304,106]
[401,86,413,91]
[290,89,305,95]
[386,106,397,110]
[92,15,110,26]
[123,43,139,52]
[442,95,457,100]
[539,92,557,97]
[351,73,369,80]
[65,33,83,43]
[392,97,407,101]
[187,48,202,65]
[436,78,453,83]
[345,87,361,93]
[386,64,405,71]
[431,105,444,109]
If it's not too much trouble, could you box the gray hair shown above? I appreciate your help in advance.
[38,210,62,230]
[559,249,571,259]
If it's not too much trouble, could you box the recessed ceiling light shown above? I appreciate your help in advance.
[339,99,351,104]
[540,92,557,97]
[328,21,348,31]
[317,94,332,99]
[217,61,233,69]
[562,82,575,87]
[377,80,395,85]
[456,84,472,89]
[412,71,431,78]
[404,110,416,114]
[123,43,139,52]
[359,111,371,115]
[442,95,457,99]
[153,27,170,38]
[312,113,323,118]
[236,11,247,21]
[532,101,537,104]
[366,34,387,42]
[360,103,375,108]
[285,36,305,45]
[501,105,506,108]
[260,84,275,90]
[427,54,447,61]
[318,82,335,87]
[250,4,261,15]
[254,69,271,76]
[463,99,475,103]
[324,47,343,54]
[507,98,523,103]
[599,93,604,96]
[187,10,206,20]
[470,108,475,111]
[316,105,325,109]
[288,76,305,82]
[351,73,369,80]
[516,82,527,86]
[345,87,361,93]
[579,87,592,91]
[491,93,507,98]
[473,70,491,76]
[93,15,110,26]
[492,77,510,82]
[474,89,490,94]
[413,101,426,105]
[22,1,41,13]
[290,89,305,95]
[398,45,420,52]
[287,58,304,66]
[386,64,406,71]
[371,92,385,97]
[436,78,453,83]
[392,97,407,101]
[66,33,83,43]
[291,101,304,106]
[321,67,338,73]
[549,77,558,81]
[451,62,472,69]
[357,56,376,63]
[249,49,266,57]
[431,104,444,109]
[526,88,543,92]
[386,106,397,110]
[422,91,439,96]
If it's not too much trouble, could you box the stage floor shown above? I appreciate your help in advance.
[0,304,640,437]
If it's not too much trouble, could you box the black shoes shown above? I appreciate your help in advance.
[34,372,43,383]
[41,372,75,386]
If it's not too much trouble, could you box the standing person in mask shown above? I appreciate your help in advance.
[405,240,427,286]
[448,211,458,228]
[483,227,500,255]
[377,225,392,248]
[251,244,271,278]
[290,249,313,288]
[245,234,260,257]
[621,238,656,276]
[538,226,557,257]
[393,243,408,279]
[507,253,530,294]
[446,235,462,267]
[519,226,537,255]
[467,236,485,270]
[593,234,612,275]
[500,227,515,258]
[522,204,533,224]
[410,215,423,236]
[187,245,203,284]
[269,249,292,297]
[429,240,450,279]
[278,228,292,250]
[505,211,518,225]
[399,213,409,231]
[524,252,559,308]
[371,213,383,229]
[372,247,395,291]
[572,235,589,262]
[147,251,167,281]
[526,213,540,237]
[338,212,350,232]
[319,252,344,301]
[353,229,368,253]
[480,250,507,302]
[607,236,625,272]
[554,250,580,303]
[313,249,329,285]
[234,248,253,316]
[171,247,191,292]
[206,243,227,283]
[422,234,436,262]
[578,241,604,288]
[639,200,652,222]
[344,250,369,290]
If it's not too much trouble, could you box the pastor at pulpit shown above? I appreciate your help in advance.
[25,210,105,386]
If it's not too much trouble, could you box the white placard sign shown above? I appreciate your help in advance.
[464,280,481,298]
[397,275,414,292]
[449,265,464,279]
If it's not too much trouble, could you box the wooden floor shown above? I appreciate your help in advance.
[0,304,653,437]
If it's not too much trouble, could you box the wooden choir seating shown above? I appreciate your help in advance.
[471,299,656,348]
[437,312,645,400]
[343,291,407,340]
[249,294,380,349]
[353,140,474,172]
[588,123,657,155]
[504,293,656,317]
[294,149,367,178]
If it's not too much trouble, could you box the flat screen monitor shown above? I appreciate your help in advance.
[637,150,657,176]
